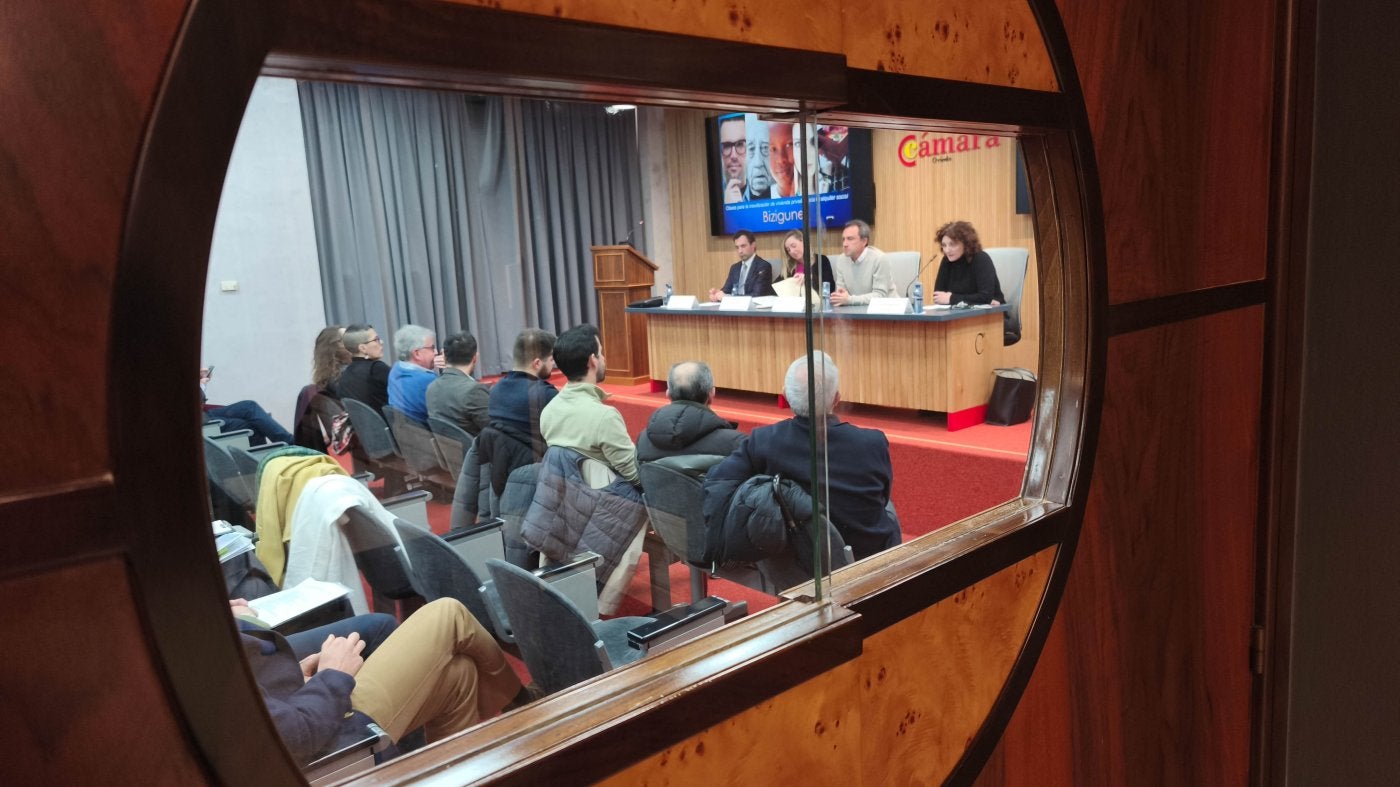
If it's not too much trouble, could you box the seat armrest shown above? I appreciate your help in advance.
[208,428,253,450]
[626,596,728,654]
[535,551,601,622]
[533,550,601,580]
[303,722,391,785]
[382,489,433,528]
[201,420,225,437]
[444,518,505,580]
[247,441,287,455]
[352,471,375,485]
[445,517,505,539]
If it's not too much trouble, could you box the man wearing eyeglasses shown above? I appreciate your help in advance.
[387,324,444,424]
[339,324,392,416]
[718,114,747,204]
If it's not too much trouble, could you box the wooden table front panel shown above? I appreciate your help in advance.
[644,311,1004,413]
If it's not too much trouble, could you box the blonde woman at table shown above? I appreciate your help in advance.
[773,229,835,294]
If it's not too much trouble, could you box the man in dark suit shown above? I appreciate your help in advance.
[708,229,776,301]
[702,351,901,560]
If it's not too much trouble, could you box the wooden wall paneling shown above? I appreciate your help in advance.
[0,0,187,493]
[859,547,1056,784]
[595,660,866,787]
[1,558,209,784]
[603,547,1059,786]
[1057,0,1276,303]
[978,307,1264,785]
[842,0,1058,90]
[449,0,844,55]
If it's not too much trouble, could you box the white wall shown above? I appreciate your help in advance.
[202,77,325,431]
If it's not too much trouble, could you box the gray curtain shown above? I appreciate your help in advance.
[298,82,644,374]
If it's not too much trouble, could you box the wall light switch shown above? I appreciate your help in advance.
[220,280,239,292]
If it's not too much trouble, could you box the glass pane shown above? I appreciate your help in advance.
[200,78,1036,777]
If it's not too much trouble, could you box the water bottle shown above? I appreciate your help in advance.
[911,281,924,313]
[664,283,672,305]
[821,281,832,312]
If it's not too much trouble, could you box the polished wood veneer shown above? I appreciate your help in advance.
[635,306,1006,423]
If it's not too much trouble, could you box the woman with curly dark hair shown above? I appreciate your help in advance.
[931,220,1004,307]
[311,325,351,396]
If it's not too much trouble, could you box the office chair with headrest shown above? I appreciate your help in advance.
[984,246,1030,345]
[882,250,922,298]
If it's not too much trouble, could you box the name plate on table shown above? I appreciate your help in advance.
[769,296,807,313]
[718,296,753,311]
[868,297,912,315]
[664,295,697,310]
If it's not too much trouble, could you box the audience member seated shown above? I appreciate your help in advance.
[426,331,490,437]
[931,219,1005,306]
[201,366,294,446]
[488,328,558,444]
[472,328,558,498]
[232,598,398,660]
[295,325,351,449]
[540,325,639,486]
[387,324,441,424]
[338,324,392,415]
[636,361,745,463]
[237,597,527,768]
[703,352,900,561]
[312,325,351,398]
[707,230,776,301]
[831,219,895,307]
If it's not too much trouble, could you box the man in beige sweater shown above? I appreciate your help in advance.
[831,218,895,306]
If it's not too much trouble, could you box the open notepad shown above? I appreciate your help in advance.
[242,578,351,628]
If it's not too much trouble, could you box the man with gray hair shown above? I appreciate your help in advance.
[636,361,746,462]
[387,324,442,424]
[704,351,900,560]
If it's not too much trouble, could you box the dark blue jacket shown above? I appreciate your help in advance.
[704,416,899,560]
[487,370,557,440]
[720,256,776,297]
[240,626,368,765]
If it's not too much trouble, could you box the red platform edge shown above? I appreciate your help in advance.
[947,404,987,432]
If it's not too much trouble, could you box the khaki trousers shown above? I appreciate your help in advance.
[350,598,521,742]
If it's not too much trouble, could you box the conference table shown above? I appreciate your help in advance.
[625,303,1009,430]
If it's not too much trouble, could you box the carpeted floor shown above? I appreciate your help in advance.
[337,380,1030,619]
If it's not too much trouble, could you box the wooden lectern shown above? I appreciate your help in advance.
[591,244,658,385]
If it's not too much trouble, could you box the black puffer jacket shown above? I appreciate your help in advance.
[636,400,745,462]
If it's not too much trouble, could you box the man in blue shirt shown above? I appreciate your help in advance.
[387,324,441,423]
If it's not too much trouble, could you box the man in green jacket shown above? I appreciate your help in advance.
[539,325,640,486]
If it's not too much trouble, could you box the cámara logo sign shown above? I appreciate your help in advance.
[898,133,1002,167]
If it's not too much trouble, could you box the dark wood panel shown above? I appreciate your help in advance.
[1058,0,1276,303]
[0,0,187,493]
[979,307,1264,785]
[0,557,209,784]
